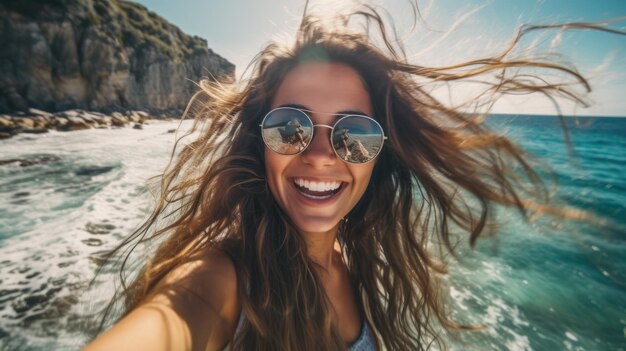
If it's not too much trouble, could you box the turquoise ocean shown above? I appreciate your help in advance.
[0,115,624,350]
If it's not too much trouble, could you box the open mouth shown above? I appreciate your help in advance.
[292,178,344,200]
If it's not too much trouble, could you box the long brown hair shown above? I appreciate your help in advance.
[97,2,624,350]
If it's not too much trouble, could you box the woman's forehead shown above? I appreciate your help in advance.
[271,62,372,116]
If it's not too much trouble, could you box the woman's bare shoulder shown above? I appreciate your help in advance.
[154,246,241,326]
[162,247,241,350]
[159,247,239,300]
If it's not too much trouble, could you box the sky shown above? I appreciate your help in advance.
[132,0,626,116]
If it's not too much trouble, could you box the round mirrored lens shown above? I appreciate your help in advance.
[332,116,384,163]
[261,109,313,155]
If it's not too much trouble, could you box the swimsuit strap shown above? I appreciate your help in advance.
[349,322,377,351]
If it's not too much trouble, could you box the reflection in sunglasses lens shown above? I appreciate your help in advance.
[262,110,312,155]
[332,116,383,163]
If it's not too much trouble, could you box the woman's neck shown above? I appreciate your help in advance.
[301,225,341,271]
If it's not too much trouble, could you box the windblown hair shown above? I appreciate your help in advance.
[97,2,623,350]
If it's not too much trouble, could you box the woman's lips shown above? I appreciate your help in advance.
[293,177,342,192]
[290,178,346,201]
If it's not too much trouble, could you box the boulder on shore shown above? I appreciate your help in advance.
[0,110,159,138]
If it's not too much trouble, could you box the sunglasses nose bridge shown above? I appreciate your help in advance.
[312,123,336,153]
[310,124,335,147]
[313,124,334,131]
[300,123,336,161]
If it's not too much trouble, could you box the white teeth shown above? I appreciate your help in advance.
[294,178,341,192]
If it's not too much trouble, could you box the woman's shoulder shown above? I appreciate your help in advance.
[151,247,241,349]
[173,247,237,282]
[159,246,240,313]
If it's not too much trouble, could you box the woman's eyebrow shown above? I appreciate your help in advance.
[337,109,370,117]
[278,103,310,111]
[276,103,370,117]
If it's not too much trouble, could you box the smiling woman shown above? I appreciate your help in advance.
[83,1,624,351]
[265,62,376,235]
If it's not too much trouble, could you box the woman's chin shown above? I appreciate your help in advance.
[291,216,341,235]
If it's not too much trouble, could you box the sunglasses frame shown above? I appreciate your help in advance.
[259,107,387,164]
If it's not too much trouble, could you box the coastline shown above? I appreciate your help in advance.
[0,114,624,350]
[0,108,182,140]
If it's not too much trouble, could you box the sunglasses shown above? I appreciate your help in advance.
[260,107,386,164]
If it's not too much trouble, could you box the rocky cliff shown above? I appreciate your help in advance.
[0,0,235,114]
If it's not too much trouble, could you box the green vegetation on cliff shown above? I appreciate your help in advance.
[4,0,211,62]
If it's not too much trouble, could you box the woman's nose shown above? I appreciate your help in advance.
[299,125,336,167]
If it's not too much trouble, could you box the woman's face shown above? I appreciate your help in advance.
[265,62,375,235]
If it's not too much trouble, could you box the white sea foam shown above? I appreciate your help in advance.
[504,333,532,351]
[565,331,578,341]
[447,255,535,351]
[0,120,193,349]
[448,286,471,311]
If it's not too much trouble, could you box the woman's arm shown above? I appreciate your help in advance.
[84,249,240,351]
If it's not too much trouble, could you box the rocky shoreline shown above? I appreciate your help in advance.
[0,108,181,139]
